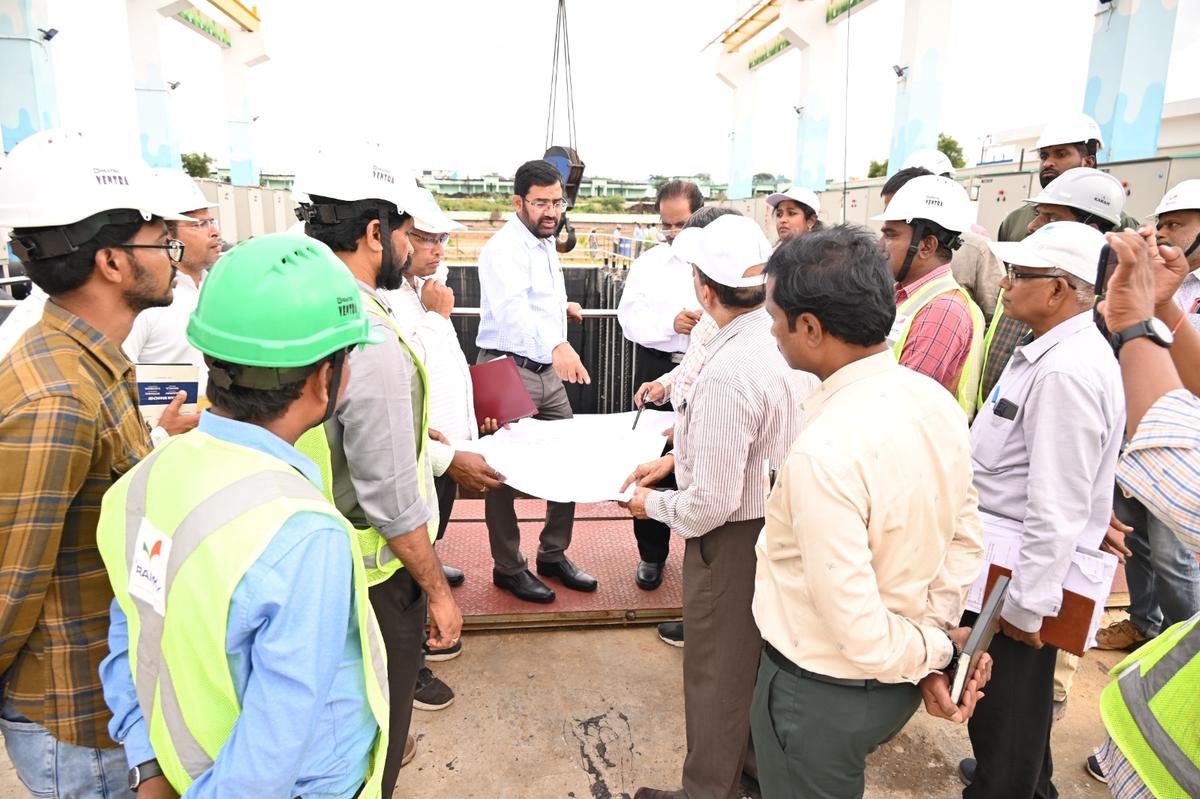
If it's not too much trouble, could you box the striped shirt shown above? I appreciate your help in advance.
[1116,389,1200,555]
[1095,736,1150,799]
[895,265,974,393]
[659,313,718,409]
[0,301,150,747]
[644,308,817,539]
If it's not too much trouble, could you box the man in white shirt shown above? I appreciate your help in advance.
[476,159,595,603]
[960,222,1125,798]
[617,179,704,590]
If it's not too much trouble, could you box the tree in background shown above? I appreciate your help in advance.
[753,172,776,183]
[937,133,966,169]
[181,152,215,179]
[868,159,888,178]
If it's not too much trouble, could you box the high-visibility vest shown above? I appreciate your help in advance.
[976,295,1007,411]
[95,430,390,797]
[296,289,434,586]
[1100,613,1200,798]
[891,272,985,419]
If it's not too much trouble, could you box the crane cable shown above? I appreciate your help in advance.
[544,0,578,153]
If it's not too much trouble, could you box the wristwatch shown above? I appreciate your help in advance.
[1110,318,1174,354]
[942,631,961,672]
[128,759,164,791]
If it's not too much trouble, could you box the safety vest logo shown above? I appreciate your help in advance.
[129,518,172,616]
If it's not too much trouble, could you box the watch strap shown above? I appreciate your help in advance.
[129,759,164,790]
[1111,320,1168,354]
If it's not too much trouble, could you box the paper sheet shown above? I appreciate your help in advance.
[454,410,676,503]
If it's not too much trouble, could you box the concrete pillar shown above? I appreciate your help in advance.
[222,31,267,186]
[718,55,757,200]
[0,0,59,152]
[1084,0,1178,163]
[887,0,953,175]
[126,0,180,168]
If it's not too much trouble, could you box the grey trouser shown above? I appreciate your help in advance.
[681,518,763,799]
[369,568,426,797]
[477,353,575,575]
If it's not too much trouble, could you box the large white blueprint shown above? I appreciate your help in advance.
[454,410,676,503]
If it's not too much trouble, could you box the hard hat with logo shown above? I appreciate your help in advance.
[766,186,821,213]
[1036,113,1104,152]
[293,142,417,219]
[1024,167,1124,226]
[409,187,465,234]
[901,148,955,177]
[1154,179,1200,217]
[0,129,189,260]
[990,221,1105,286]
[152,168,218,215]
[671,214,772,288]
[873,174,973,234]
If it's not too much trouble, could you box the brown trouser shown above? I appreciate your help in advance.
[681,517,763,799]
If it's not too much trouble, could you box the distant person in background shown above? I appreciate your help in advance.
[612,225,623,265]
[766,186,822,246]
[587,226,599,261]
[633,222,644,257]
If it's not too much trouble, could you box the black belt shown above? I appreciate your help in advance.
[484,349,551,374]
[764,642,881,689]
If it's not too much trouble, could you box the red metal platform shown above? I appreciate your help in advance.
[438,499,684,630]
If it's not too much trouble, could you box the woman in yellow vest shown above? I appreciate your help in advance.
[96,234,390,798]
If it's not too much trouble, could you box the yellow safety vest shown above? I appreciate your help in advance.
[1100,613,1200,798]
[976,294,1007,411]
[891,272,985,420]
[296,289,434,586]
[95,430,390,797]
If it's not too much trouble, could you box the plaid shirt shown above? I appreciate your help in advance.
[895,266,974,393]
[0,301,150,747]
[978,306,1031,404]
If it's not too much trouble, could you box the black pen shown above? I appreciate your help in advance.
[632,405,644,430]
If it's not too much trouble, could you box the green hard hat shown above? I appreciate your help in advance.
[187,233,384,368]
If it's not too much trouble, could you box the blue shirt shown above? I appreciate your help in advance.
[99,412,375,798]
[475,216,568,364]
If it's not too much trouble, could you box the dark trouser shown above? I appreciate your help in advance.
[964,611,1059,799]
[751,649,920,799]
[370,568,426,797]
[434,472,457,542]
[632,344,679,565]
[681,518,762,799]
[477,352,575,574]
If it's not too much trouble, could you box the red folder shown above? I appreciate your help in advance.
[984,564,1096,657]
[470,356,537,426]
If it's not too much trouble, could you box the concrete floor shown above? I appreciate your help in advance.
[0,626,1120,799]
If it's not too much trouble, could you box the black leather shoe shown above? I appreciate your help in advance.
[635,560,664,591]
[958,758,976,786]
[442,563,465,587]
[536,557,598,592]
[492,569,555,603]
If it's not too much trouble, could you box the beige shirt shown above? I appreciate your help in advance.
[752,351,984,684]
[951,230,1005,320]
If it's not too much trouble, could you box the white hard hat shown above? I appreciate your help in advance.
[293,142,418,215]
[1036,113,1104,151]
[901,148,955,177]
[152,168,218,214]
[1024,167,1124,226]
[989,221,1105,286]
[766,186,820,213]
[409,187,465,234]
[1154,179,1200,217]
[671,214,772,288]
[0,129,189,230]
[872,174,972,233]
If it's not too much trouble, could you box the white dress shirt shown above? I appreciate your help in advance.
[123,272,209,395]
[616,243,698,354]
[475,217,567,364]
[1174,269,1200,331]
[0,286,47,360]
[970,311,1125,632]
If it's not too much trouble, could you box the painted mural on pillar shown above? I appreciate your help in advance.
[0,0,60,152]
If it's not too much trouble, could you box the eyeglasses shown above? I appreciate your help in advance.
[522,198,567,211]
[177,218,218,230]
[409,231,450,247]
[122,239,185,264]
[661,221,687,232]
[1004,265,1076,288]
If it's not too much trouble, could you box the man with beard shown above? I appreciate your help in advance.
[294,144,463,794]
[0,129,187,797]
[476,159,596,603]
[617,179,704,590]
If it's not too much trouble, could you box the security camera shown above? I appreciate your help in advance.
[168,81,181,90]
[793,105,805,116]
[37,28,58,41]
[892,64,908,78]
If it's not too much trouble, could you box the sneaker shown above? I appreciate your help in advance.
[657,621,684,648]
[1095,619,1149,651]
[413,667,455,711]
[423,638,462,662]
[958,758,976,786]
[400,734,416,767]
[1085,754,1108,784]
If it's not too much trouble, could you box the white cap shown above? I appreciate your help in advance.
[671,214,772,288]
[1024,167,1124,226]
[989,221,1105,285]
[872,174,972,233]
[1155,179,1200,217]
[152,168,218,214]
[900,148,955,177]
[293,141,418,214]
[0,129,190,229]
[409,187,465,233]
[1036,113,1104,151]
[766,186,820,213]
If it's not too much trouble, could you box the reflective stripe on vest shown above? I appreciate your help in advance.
[892,272,985,419]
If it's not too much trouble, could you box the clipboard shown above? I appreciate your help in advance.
[984,564,1096,656]
[469,356,537,426]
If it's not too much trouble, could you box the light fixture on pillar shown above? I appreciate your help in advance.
[892,64,909,79]
[793,105,805,117]
[37,28,58,41]
[168,81,181,91]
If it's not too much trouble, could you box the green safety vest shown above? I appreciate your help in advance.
[891,272,985,419]
[1100,614,1200,798]
[296,289,434,586]
[976,294,1007,411]
[95,430,390,797]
